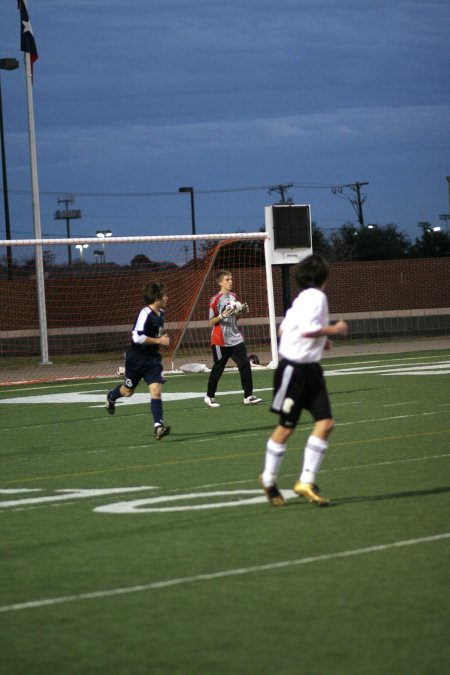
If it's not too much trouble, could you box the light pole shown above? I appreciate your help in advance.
[438,214,450,234]
[96,229,112,263]
[54,195,81,266]
[0,58,19,280]
[75,243,89,263]
[178,186,197,260]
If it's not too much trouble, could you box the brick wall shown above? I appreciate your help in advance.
[0,258,450,334]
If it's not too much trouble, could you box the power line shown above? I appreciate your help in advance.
[3,181,344,198]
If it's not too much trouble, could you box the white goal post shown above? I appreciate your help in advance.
[0,232,279,383]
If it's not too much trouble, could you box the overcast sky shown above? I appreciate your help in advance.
[1,0,450,251]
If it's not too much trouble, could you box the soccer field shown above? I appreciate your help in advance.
[1,349,449,675]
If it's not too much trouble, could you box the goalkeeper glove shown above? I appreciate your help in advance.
[220,304,236,319]
[235,302,249,316]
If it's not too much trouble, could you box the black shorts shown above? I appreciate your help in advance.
[123,350,164,390]
[270,359,332,428]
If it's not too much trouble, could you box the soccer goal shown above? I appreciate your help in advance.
[0,233,278,384]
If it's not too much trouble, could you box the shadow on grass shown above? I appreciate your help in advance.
[328,485,450,506]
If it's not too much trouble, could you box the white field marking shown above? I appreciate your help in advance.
[327,359,450,372]
[0,487,157,509]
[2,453,448,514]
[163,453,450,494]
[0,387,270,407]
[325,354,450,366]
[383,401,419,407]
[95,489,280,513]
[0,489,41,494]
[334,411,443,427]
[115,409,449,451]
[385,370,450,375]
[1,361,448,407]
[0,533,448,614]
[325,362,450,376]
[1,352,445,394]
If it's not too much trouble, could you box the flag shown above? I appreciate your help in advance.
[18,0,38,76]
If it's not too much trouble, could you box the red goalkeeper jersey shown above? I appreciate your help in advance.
[209,291,244,347]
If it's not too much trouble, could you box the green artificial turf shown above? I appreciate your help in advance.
[1,350,449,674]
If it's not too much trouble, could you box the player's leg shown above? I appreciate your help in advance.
[204,345,230,407]
[293,365,333,506]
[231,342,262,404]
[145,363,171,439]
[260,360,301,506]
[106,351,137,414]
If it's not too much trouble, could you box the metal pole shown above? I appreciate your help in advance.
[66,216,72,266]
[264,236,278,367]
[24,50,51,365]
[0,67,17,279]
[189,189,197,260]
[179,186,197,260]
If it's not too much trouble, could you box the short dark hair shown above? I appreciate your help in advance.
[294,254,329,290]
[216,269,231,283]
[143,281,167,305]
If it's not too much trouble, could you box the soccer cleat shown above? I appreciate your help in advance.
[204,396,220,408]
[259,475,286,506]
[293,481,329,506]
[244,395,262,405]
[105,395,115,415]
[154,424,171,440]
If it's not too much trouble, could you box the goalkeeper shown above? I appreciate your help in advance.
[105,281,171,440]
[204,270,262,408]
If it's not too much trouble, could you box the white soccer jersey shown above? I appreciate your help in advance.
[278,287,329,363]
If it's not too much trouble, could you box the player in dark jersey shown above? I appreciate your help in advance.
[105,281,171,440]
[204,269,262,408]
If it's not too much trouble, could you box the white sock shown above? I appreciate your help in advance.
[262,438,286,486]
[299,435,328,484]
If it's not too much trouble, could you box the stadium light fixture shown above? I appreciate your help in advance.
[75,243,89,262]
[178,186,197,260]
[438,214,450,233]
[96,230,112,263]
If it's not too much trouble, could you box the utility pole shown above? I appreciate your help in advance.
[331,181,369,228]
[352,181,368,228]
[268,183,293,204]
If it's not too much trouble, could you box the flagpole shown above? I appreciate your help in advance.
[22,7,51,365]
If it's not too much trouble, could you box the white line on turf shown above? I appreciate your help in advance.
[2,453,448,513]
[0,533,448,614]
[123,409,447,450]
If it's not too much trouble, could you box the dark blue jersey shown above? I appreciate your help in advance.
[130,306,165,356]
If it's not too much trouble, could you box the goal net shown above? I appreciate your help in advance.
[0,233,278,385]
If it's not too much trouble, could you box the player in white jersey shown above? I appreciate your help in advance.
[260,255,348,506]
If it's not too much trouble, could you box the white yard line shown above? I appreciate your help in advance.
[1,533,448,614]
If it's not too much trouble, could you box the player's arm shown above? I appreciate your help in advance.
[132,331,170,346]
[302,320,348,338]
[209,304,235,326]
[132,310,170,345]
